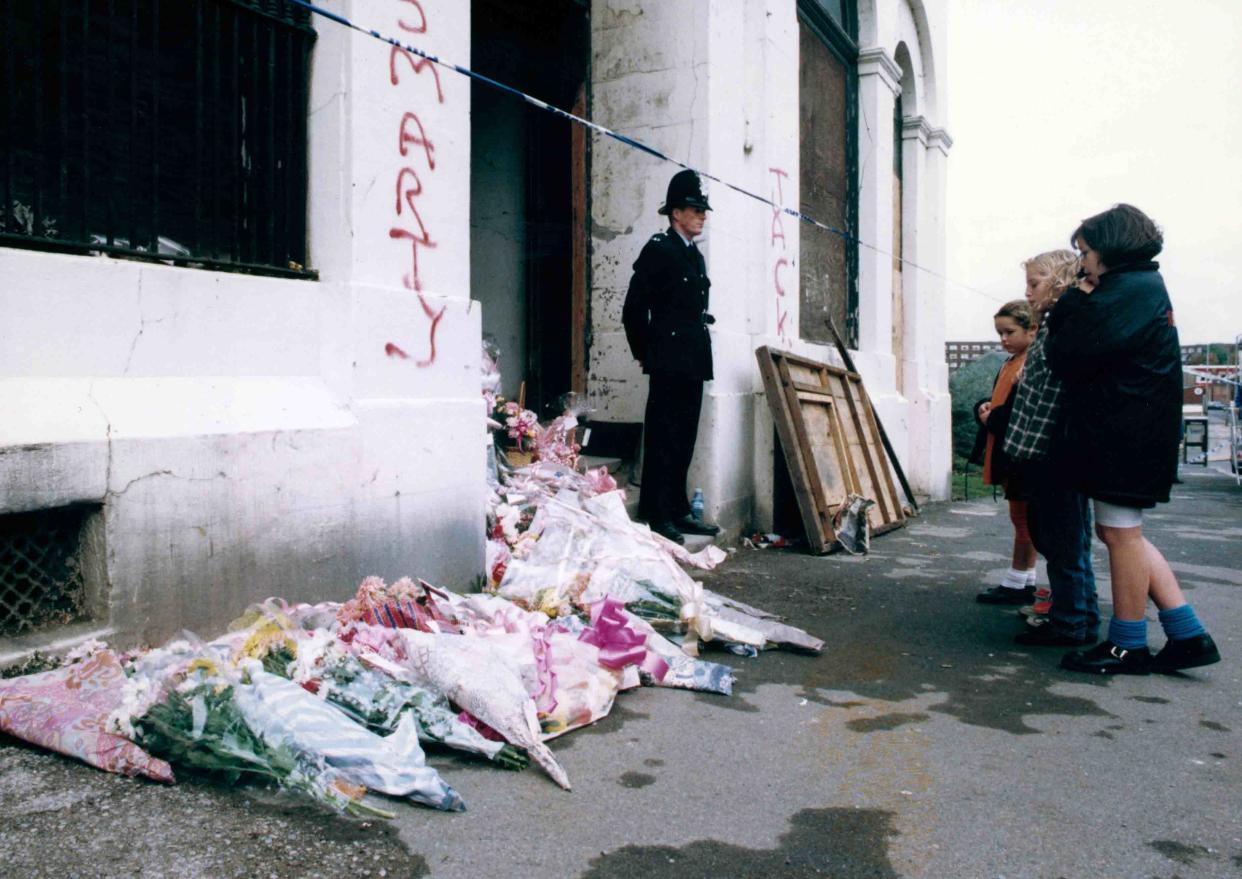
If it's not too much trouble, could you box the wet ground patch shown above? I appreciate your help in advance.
[846,711,930,733]
[701,532,1114,736]
[1147,839,1212,867]
[581,807,899,879]
[618,771,656,789]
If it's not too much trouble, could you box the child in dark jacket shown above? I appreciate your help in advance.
[1047,204,1219,675]
[974,300,1040,605]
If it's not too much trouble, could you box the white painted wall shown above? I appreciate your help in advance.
[590,0,952,536]
[0,0,484,653]
[1,0,952,658]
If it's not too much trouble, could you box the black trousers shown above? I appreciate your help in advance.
[638,372,704,524]
[1024,460,1100,640]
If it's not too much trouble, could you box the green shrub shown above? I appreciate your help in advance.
[948,351,1006,461]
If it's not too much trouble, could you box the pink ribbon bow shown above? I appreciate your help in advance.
[579,598,669,682]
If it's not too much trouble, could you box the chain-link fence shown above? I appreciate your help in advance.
[0,507,94,637]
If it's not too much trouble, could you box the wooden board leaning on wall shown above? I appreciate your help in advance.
[756,346,907,554]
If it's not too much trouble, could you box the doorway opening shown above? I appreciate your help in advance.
[470,0,589,418]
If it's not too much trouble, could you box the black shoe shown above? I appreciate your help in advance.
[975,585,1035,605]
[1152,633,1220,673]
[1014,626,1088,647]
[673,516,720,536]
[1060,640,1152,675]
[650,521,685,544]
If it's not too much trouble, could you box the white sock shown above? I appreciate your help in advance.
[1025,568,1038,586]
[1000,567,1028,590]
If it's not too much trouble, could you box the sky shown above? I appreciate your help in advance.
[944,0,1242,345]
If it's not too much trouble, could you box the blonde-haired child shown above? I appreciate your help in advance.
[1001,249,1100,647]
[974,299,1039,605]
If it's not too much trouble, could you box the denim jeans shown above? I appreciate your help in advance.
[1025,461,1100,640]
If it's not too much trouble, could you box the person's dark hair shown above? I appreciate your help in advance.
[1071,203,1163,267]
[995,299,1035,331]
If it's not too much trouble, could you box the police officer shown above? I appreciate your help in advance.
[622,169,720,544]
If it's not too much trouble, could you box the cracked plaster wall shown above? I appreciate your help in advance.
[0,0,484,650]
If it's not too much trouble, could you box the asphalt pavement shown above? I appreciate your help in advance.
[2,464,1240,879]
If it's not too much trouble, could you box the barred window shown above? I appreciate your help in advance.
[0,0,316,277]
[1,505,100,637]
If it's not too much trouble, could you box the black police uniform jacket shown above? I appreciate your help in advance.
[1043,262,1181,508]
[622,230,714,381]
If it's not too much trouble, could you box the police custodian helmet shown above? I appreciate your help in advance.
[657,169,712,215]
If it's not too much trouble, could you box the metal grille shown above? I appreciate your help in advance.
[0,507,95,637]
[0,0,316,278]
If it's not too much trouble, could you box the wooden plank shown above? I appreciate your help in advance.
[825,367,867,502]
[837,374,892,525]
[799,400,849,518]
[855,380,905,521]
[848,375,904,527]
[790,380,843,399]
[871,520,905,538]
[794,389,836,406]
[820,397,854,512]
[756,347,831,552]
[802,366,853,517]
[777,356,838,541]
[822,316,919,511]
[756,346,905,552]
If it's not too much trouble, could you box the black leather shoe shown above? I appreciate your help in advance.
[650,521,685,544]
[673,516,720,536]
[1060,640,1152,675]
[1014,626,1088,647]
[975,585,1035,605]
[1152,633,1220,673]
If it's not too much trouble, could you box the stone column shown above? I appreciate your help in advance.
[899,114,930,394]
[918,125,954,500]
[854,47,901,371]
[308,0,485,589]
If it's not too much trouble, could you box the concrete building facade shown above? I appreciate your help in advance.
[1,0,950,656]
[587,0,952,530]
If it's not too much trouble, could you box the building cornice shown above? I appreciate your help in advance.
[901,115,932,146]
[856,47,902,96]
[928,127,954,156]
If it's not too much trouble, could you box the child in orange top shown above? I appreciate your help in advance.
[975,300,1040,604]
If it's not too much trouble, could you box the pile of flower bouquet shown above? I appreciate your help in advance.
[0,355,825,818]
[0,541,822,818]
[0,574,696,814]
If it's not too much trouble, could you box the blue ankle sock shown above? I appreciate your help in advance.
[1157,604,1206,641]
[1107,617,1148,650]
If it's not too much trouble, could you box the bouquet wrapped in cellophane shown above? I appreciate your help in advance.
[114,633,466,814]
[252,619,529,771]
[118,641,397,817]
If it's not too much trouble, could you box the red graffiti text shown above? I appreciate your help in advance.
[769,168,791,344]
[385,2,446,368]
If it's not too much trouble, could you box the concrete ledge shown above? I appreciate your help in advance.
[0,624,117,670]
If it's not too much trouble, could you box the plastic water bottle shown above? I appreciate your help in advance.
[691,488,704,522]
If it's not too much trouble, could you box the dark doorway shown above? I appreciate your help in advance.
[470,0,589,418]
